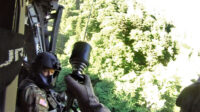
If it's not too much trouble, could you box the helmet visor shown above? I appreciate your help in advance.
[49,68,55,74]
[42,68,55,76]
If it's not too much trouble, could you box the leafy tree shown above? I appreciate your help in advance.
[56,0,180,111]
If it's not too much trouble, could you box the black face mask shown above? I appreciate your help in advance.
[47,75,53,85]
[36,73,54,89]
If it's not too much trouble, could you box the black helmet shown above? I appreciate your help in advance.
[32,52,61,73]
[31,52,61,88]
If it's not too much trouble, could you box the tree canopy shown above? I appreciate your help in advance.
[55,0,180,111]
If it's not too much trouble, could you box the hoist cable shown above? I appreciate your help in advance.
[83,0,95,40]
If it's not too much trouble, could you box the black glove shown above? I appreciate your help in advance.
[176,82,200,112]
[65,75,110,112]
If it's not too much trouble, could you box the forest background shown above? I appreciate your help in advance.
[54,0,200,112]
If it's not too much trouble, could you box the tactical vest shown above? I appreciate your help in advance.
[16,79,49,112]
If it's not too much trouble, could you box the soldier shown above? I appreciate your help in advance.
[16,52,61,112]
[16,52,110,112]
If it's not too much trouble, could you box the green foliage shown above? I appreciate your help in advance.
[56,0,181,112]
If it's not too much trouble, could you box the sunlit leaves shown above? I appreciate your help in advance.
[56,0,180,111]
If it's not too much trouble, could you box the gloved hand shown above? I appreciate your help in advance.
[65,75,110,112]
[176,82,200,112]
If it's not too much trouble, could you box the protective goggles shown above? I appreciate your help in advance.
[48,68,55,74]
[43,68,55,74]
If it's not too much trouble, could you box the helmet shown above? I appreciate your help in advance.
[32,52,61,72]
[31,52,61,88]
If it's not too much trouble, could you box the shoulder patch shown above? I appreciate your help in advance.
[39,98,48,107]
